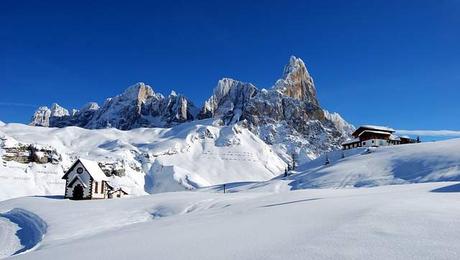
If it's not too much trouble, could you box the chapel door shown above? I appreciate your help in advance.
[72,184,84,200]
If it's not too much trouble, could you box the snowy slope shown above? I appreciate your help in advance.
[1,182,460,259]
[288,139,460,189]
[0,120,286,201]
[201,138,460,194]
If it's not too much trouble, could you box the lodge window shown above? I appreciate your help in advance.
[95,182,98,194]
[363,142,366,146]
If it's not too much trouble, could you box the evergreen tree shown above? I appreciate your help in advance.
[325,154,330,165]
[291,153,297,170]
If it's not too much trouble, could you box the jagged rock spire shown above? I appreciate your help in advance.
[274,56,319,106]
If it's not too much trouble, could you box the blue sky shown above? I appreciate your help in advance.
[1,0,459,136]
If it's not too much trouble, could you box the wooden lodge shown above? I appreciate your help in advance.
[62,158,128,200]
[342,125,416,150]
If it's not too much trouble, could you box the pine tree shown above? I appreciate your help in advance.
[291,153,297,170]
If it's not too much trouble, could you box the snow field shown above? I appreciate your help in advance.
[1,182,460,259]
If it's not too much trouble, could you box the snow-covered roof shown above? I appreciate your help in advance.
[63,158,108,181]
[342,138,360,145]
[358,130,392,137]
[360,125,395,132]
[109,187,129,195]
[78,158,108,181]
[353,125,395,137]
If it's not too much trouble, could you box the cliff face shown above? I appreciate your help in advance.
[30,56,353,160]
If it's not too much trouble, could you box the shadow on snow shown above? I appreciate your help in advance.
[0,208,47,256]
[431,183,460,193]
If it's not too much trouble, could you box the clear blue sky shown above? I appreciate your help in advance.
[1,0,459,134]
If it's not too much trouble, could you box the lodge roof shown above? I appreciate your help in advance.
[358,130,392,137]
[352,125,395,137]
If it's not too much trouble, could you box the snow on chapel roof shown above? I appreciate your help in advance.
[359,125,395,132]
[63,158,108,181]
[78,158,108,181]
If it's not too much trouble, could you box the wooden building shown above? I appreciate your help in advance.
[108,186,129,199]
[342,125,416,150]
[62,158,128,200]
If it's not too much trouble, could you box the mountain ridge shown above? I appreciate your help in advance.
[30,56,354,160]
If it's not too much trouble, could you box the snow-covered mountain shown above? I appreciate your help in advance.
[31,83,199,130]
[199,56,353,163]
[30,56,354,161]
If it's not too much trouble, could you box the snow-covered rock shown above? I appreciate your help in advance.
[324,110,355,135]
[30,106,52,127]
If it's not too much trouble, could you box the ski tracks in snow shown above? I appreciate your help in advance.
[0,208,47,258]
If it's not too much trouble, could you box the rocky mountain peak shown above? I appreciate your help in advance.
[50,103,70,117]
[30,106,52,127]
[199,78,258,124]
[275,56,319,106]
[80,102,100,112]
[121,82,155,103]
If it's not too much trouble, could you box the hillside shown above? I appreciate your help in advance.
[0,120,285,201]
[204,138,460,193]
[289,138,460,189]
